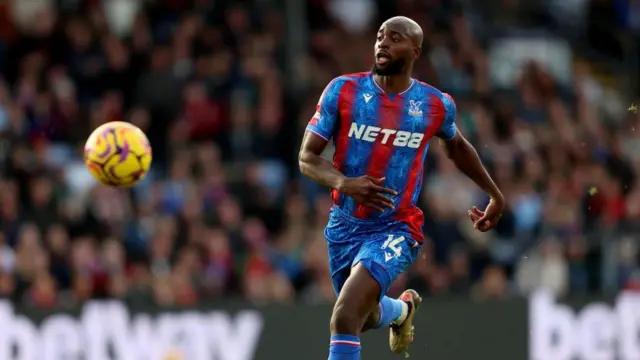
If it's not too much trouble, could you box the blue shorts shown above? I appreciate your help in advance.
[325,207,422,300]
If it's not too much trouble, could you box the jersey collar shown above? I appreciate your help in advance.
[369,72,415,96]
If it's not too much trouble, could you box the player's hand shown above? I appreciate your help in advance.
[337,176,397,211]
[468,197,504,232]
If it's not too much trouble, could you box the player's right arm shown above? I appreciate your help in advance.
[298,130,346,190]
[298,79,396,211]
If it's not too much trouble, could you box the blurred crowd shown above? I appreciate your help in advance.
[0,0,639,309]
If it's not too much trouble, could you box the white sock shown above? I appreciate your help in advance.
[391,301,409,326]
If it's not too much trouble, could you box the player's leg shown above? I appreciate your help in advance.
[361,293,410,332]
[328,263,379,360]
[325,221,368,360]
[355,233,422,356]
[332,271,409,334]
[361,303,382,331]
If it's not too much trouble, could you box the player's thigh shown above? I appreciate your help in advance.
[331,262,381,332]
[326,236,360,296]
[353,232,421,300]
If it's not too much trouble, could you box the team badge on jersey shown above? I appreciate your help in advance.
[408,100,422,117]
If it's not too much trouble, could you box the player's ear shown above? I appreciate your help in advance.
[413,46,421,60]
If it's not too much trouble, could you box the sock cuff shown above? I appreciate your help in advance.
[330,334,361,347]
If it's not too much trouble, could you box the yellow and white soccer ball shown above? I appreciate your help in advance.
[84,121,152,188]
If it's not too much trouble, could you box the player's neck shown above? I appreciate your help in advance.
[373,74,412,94]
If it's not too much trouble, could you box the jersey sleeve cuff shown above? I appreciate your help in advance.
[306,125,331,141]
[437,128,457,140]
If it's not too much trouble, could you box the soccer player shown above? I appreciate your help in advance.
[298,16,504,359]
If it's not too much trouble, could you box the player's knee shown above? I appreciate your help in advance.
[330,301,360,335]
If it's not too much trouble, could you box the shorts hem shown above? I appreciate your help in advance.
[353,259,392,300]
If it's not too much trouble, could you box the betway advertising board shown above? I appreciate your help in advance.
[0,292,638,359]
[530,291,640,360]
[0,301,263,360]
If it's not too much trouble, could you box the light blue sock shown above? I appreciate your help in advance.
[329,334,360,360]
[374,296,407,328]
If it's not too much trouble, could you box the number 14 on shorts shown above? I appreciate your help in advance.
[381,235,405,262]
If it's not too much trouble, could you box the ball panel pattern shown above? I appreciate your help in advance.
[84,121,152,188]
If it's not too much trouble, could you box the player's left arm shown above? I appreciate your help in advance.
[437,93,504,231]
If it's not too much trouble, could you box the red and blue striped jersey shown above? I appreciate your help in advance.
[306,72,457,242]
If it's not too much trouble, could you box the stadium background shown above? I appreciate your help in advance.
[0,0,639,359]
